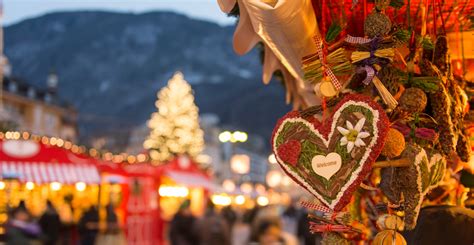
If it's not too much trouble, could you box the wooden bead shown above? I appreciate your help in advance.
[319,79,338,98]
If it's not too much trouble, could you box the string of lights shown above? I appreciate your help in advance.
[0,131,152,165]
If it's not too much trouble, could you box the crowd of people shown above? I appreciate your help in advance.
[168,200,319,245]
[4,201,123,245]
[6,198,318,245]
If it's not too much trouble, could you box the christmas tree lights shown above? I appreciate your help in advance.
[143,72,204,162]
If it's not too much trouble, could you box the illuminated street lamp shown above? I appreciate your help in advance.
[255,184,266,195]
[231,154,250,174]
[268,154,277,164]
[222,179,236,192]
[219,131,248,143]
[220,130,250,187]
[232,131,248,142]
[218,131,232,142]
[257,196,269,206]
[211,194,232,206]
[25,182,35,190]
[282,176,292,187]
[50,182,62,191]
[234,195,246,205]
[75,182,87,192]
[240,182,253,194]
[266,170,283,188]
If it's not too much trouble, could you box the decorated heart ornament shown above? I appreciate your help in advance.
[272,94,389,211]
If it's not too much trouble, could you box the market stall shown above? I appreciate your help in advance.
[0,134,216,245]
[116,156,214,245]
[118,162,160,245]
[157,156,214,219]
[0,139,101,236]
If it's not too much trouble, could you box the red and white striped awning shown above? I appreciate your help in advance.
[0,161,101,184]
[165,170,216,190]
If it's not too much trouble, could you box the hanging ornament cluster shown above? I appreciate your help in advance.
[373,214,406,245]
[219,0,474,243]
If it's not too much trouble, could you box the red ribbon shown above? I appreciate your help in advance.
[309,222,352,233]
[313,35,342,90]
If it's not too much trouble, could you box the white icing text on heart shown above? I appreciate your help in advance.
[311,153,342,181]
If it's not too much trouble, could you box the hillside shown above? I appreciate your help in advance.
[5,11,291,149]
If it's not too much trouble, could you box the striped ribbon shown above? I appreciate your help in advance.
[345,35,372,44]
[309,222,352,233]
[313,35,342,90]
[357,66,375,85]
[300,200,332,213]
[345,35,377,86]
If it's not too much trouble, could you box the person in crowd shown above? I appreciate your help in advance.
[39,200,61,245]
[6,205,41,245]
[297,208,320,245]
[231,211,251,245]
[221,205,237,229]
[243,205,260,225]
[249,218,298,245]
[105,203,119,233]
[78,205,100,245]
[17,200,27,210]
[193,200,231,245]
[282,202,299,235]
[169,200,196,245]
[58,195,76,245]
[403,206,474,244]
[96,203,125,245]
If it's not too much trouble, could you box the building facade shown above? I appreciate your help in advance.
[1,65,78,141]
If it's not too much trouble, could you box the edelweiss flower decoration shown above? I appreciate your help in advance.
[337,118,370,153]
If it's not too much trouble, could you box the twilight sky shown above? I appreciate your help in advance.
[3,0,234,25]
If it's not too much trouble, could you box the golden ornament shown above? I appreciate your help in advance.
[376,214,404,231]
[318,78,338,98]
[364,12,392,38]
[373,230,407,245]
[381,128,406,158]
[399,87,428,113]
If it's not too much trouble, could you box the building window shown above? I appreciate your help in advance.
[8,82,17,93]
[44,94,52,103]
[44,112,58,135]
[27,88,36,99]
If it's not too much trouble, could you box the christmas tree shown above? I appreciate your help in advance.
[143,72,204,162]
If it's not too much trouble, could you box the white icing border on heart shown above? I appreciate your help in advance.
[413,150,445,220]
[273,101,380,210]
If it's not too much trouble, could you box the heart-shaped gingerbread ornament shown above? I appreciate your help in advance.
[272,94,389,211]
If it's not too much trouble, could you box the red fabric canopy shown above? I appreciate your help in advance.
[0,140,100,184]
[311,0,473,37]
[159,157,214,189]
[121,156,214,189]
